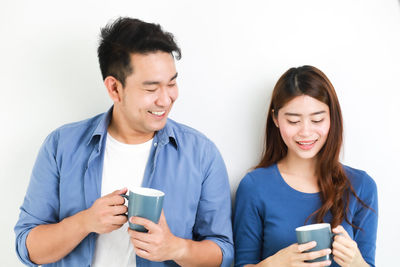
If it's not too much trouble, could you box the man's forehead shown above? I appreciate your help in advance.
[130,51,175,64]
[127,52,177,83]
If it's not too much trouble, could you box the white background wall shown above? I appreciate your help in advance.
[1,0,399,266]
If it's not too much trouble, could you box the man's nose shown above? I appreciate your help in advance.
[155,87,172,107]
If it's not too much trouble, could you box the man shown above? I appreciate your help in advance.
[15,17,233,267]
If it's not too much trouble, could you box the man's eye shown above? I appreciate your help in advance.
[168,83,176,88]
[145,88,157,92]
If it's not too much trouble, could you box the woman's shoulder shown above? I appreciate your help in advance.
[342,164,377,195]
[237,164,279,190]
[235,164,280,206]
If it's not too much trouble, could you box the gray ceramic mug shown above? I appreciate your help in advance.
[122,187,165,232]
[296,223,336,263]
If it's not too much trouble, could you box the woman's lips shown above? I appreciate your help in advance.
[296,140,317,150]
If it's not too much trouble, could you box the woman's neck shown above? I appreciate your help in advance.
[278,152,318,183]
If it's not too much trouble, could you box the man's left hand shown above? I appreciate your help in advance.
[128,210,185,262]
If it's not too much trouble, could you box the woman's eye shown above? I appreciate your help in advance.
[312,119,324,123]
[288,120,300,124]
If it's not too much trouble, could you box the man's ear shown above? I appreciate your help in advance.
[104,76,122,102]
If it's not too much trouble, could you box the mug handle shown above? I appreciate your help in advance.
[329,232,343,260]
[120,194,129,217]
[330,232,344,244]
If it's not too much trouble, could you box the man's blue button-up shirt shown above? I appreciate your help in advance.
[15,108,233,267]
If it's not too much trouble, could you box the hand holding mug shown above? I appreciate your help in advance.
[128,210,183,262]
[263,241,331,267]
[332,225,368,267]
[83,188,128,234]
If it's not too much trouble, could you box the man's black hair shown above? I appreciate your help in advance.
[98,17,181,87]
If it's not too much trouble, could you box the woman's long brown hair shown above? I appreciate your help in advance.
[255,65,369,228]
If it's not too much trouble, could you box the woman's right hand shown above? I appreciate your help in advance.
[260,241,331,267]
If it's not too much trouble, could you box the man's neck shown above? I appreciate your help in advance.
[107,126,154,145]
[108,115,154,145]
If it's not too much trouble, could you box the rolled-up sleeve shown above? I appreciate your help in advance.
[14,131,60,266]
[193,141,234,267]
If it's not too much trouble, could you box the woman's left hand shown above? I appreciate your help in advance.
[331,225,368,267]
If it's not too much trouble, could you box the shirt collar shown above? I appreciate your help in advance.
[87,106,178,150]
[154,119,178,149]
[86,106,113,148]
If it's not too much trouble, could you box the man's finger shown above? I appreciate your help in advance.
[101,188,128,205]
[107,194,126,205]
[131,237,151,251]
[128,227,152,243]
[109,188,128,196]
[112,214,128,225]
[111,205,128,215]
[130,216,157,232]
[158,210,166,225]
[134,247,151,260]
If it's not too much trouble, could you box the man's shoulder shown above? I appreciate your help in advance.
[46,112,106,146]
[163,119,224,162]
[165,118,212,144]
[58,113,104,132]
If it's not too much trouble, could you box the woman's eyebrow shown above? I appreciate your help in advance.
[310,111,326,115]
[284,110,326,116]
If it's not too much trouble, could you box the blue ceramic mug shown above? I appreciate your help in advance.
[296,223,336,263]
[122,187,164,232]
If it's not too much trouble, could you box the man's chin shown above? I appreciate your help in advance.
[148,121,168,132]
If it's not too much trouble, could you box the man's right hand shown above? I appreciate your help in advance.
[26,188,128,264]
[82,188,128,234]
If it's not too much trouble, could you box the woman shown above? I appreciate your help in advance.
[233,66,378,267]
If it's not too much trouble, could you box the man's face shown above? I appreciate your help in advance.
[114,51,178,140]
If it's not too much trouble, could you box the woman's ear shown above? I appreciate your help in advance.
[104,76,122,102]
[272,109,279,128]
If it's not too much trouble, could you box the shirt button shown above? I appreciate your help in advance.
[154,142,157,146]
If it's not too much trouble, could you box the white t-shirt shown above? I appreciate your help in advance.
[92,133,153,267]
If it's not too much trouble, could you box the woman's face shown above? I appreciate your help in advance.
[274,95,330,161]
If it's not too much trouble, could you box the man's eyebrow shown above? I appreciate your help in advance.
[284,110,326,116]
[142,72,178,86]
[170,72,178,81]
